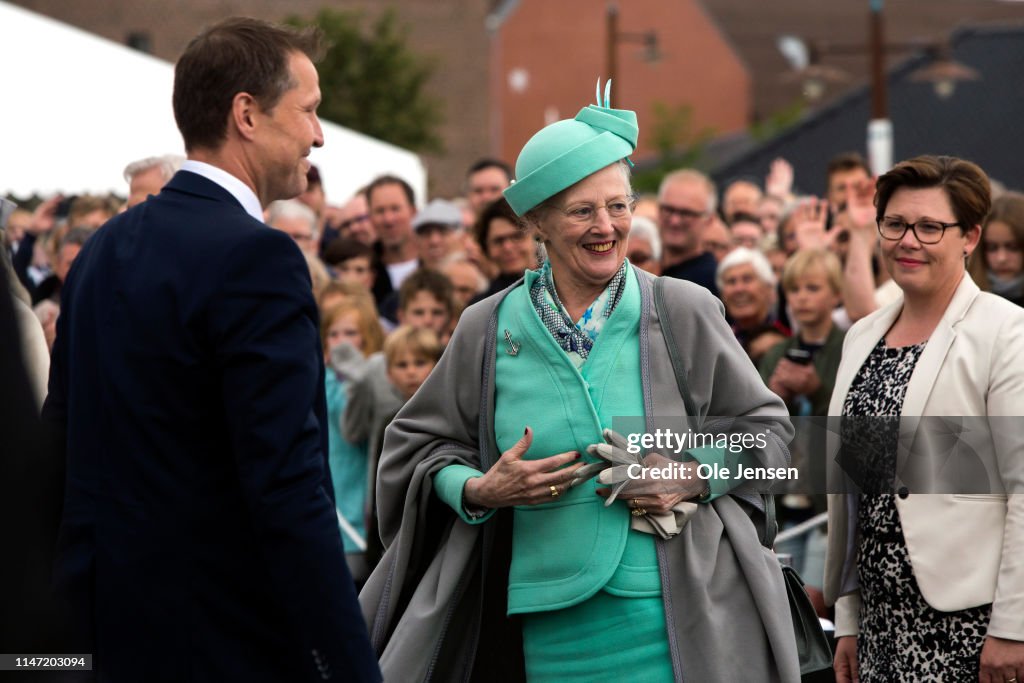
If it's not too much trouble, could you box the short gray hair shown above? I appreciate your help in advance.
[658,169,717,214]
[440,255,489,293]
[628,215,662,262]
[122,154,185,183]
[716,246,775,290]
[267,199,317,232]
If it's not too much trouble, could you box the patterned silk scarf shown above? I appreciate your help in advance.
[529,260,627,369]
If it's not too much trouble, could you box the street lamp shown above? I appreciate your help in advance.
[778,0,979,174]
[866,0,892,175]
[605,3,660,94]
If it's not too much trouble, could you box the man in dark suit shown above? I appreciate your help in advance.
[42,18,380,682]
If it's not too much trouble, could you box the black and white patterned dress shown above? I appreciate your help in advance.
[843,338,991,682]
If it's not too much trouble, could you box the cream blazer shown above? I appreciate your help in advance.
[824,275,1024,641]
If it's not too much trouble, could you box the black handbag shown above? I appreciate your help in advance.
[763,496,834,676]
[653,276,833,678]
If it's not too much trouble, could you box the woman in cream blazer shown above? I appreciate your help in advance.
[824,156,1024,683]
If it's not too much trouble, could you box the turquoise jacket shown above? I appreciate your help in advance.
[498,267,658,612]
[436,268,738,613]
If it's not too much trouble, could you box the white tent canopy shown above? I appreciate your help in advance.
[0,1,426,205]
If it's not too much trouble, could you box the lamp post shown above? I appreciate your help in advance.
[778,0,979,175]
[866,0,893,175]
[605,3,660,93]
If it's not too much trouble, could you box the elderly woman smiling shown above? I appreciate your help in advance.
[360,87,799,682]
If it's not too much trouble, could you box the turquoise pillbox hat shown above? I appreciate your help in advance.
[503,81,639,217]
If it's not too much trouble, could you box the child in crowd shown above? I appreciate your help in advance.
[318,279,376,315]
[342,270,454,467]
[340,273,451,567]
[757,249,845,611]
[323,238,376,293]
[379,267,456,336]
[759,249,845,416]
[321,298,384,587]
[384,325,443,401]
[361,326,443,565]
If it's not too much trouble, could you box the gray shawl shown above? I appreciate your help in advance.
[359,269,800,682]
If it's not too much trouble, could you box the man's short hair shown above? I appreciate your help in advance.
[366,175,416,208]
[67,195,116,227]
[466,158,512,181]
[826,152,871,180]
[59,226,96,252]
[658,169,718,214]
[172,17,322,152]
[122,155,185,184]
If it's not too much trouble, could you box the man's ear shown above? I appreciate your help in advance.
[231,92,259,142]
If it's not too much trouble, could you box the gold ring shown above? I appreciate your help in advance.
[550,485,560,498]
[632,498,641,508]
[631,507,648,517]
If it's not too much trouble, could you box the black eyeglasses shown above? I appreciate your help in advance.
[877,217,961,244]
[658,204,707,221]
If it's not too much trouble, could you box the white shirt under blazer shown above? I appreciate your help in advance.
[824,274,1024,641]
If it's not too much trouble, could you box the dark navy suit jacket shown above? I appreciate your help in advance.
[43,171,380,682]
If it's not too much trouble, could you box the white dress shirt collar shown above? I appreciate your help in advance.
[180,160,263,223]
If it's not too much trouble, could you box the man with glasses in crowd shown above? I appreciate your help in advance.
[657,168,721,297]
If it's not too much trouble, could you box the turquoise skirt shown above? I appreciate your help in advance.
[521,589,674,682]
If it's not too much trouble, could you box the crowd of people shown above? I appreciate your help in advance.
[4,14,1024,683]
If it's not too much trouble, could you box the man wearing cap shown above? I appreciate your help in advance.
[413,198,463,270]
[361,84,798,682]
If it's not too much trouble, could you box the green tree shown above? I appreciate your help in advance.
[631,101,716,194]
[749,99,805,142]
[286,8,444,153]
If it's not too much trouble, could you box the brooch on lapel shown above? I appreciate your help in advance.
[504,329,520,356]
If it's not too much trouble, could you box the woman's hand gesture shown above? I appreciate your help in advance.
[463,427,583,508]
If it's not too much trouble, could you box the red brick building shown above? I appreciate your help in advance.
[490,0,750,168]
[14,0,1017,196]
